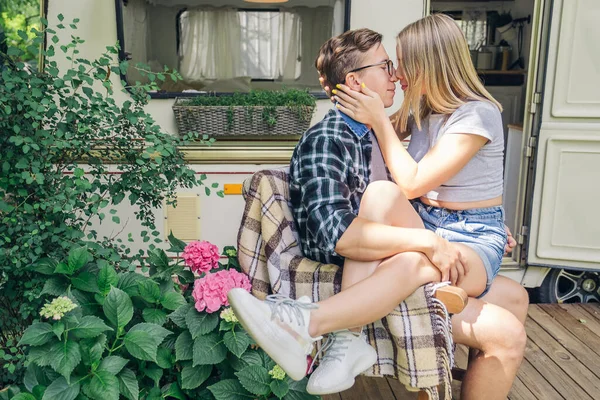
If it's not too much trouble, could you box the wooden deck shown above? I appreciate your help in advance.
[322,304,600,400]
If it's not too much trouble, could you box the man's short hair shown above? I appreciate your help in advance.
[315,28,383,89]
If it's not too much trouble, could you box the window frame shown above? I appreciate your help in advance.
[114,0,352,100]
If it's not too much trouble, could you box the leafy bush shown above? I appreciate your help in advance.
[11,238,319,400]
[0,15,217,384]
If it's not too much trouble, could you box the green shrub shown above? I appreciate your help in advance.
[0,15,216,384]
[13,239,319,400]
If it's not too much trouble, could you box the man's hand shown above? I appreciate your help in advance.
[505,225,516,255]
[426,232,468,286]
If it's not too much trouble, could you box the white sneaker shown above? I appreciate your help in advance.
[227,289,321,381]
[306,330,377,395]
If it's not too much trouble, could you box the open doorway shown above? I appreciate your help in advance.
[428,1,537,262]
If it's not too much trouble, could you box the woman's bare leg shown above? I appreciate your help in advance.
[341,181,488,298]
[452,297,527,400]
[480,275,529,324]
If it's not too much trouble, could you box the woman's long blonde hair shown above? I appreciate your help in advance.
[396,13,502,132]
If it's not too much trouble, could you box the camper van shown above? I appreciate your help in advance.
[44,0,600,304]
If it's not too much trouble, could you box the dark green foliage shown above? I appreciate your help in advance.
[0,15,218,385]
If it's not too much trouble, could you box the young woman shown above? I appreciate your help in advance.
[333,13,508,300]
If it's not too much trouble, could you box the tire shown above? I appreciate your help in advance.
[534,268,600,304]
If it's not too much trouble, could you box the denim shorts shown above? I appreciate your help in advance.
[412,200,507,298]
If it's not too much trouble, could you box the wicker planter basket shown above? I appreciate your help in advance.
[172,98,315,136]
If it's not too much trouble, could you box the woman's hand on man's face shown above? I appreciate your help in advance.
[330,83,386,128]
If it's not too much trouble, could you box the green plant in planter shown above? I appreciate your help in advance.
[13,236,320,400]
[184,89,317,130]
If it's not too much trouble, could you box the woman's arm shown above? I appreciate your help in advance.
[375,119,487,198]
[334,84,487,199]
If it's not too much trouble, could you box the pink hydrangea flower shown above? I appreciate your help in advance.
[182,240,220,274]
[192,269,252,313]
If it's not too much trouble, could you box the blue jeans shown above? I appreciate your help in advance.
[412,199,507,298]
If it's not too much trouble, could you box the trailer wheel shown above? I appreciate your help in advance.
[535,269,600,303]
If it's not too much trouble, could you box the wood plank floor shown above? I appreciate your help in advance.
[322,304,600,400]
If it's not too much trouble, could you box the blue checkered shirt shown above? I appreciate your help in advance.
[290,109,390,267]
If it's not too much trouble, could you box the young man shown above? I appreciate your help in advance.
[229,29,528,398]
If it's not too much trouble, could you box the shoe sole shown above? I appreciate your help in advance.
[306,349,377,395]
[227,289,308,381]
[434,285,468,314]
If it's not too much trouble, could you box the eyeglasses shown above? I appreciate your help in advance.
[348,59,395,77]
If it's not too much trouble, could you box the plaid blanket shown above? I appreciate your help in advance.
[237,168,453,400]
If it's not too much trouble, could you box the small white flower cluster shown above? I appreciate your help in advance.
[40,296,77,320]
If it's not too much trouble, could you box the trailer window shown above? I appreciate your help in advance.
[115,0,350,98]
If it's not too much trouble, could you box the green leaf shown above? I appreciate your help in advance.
[24,362,50,392]
[68,247,91,273]
[54,262,75,275]
[41,377,80,400]
[117,368,139,400]
[103,287,133,330]
[41,277,69,296]
[235,365,271,396]
[71,316,112,339]
[98,355,128,374]
[186,307,219,338]
[137,280,161,304]
[155,346,174,369]
[224,330,253,358]
[11,394,36,400]
[193,332,227,366]
[80,334,106,366]
[30,258,58,275]
[19,322,54,346]
[175,331,193,361]
[142,308,167,325]
[162,382,186,400]
[49,340,81,379]
[97,265,119,295]
[168,303,192,328]
[72,272,100,293]
[176,269,195,284]
[208,379,253,400]
[240,350,263,368]
[123,323,172,362]
[28,343,55,367]
[160,292,186,311]
[284,378,320,400]
[53,321,66,340]
[88,371,119,400]
[181,364,212,389]
[117,273,145,297]
[143,365,163,386]
[147,249,170,271]
[32,385,46,399]
[167,231,187,253]
[271,380,289,399]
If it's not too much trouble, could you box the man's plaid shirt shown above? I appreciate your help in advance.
[290,109,390,267]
